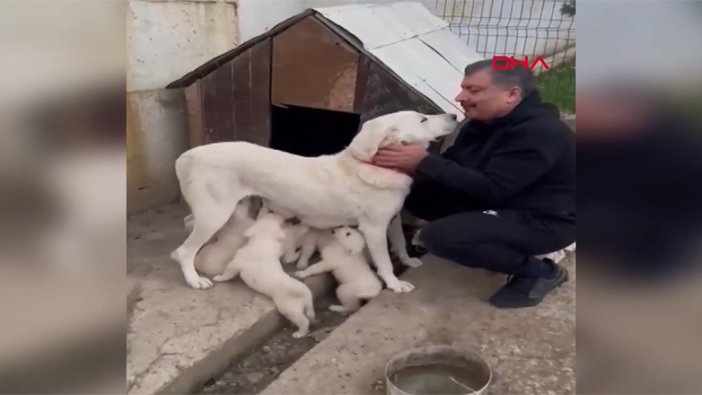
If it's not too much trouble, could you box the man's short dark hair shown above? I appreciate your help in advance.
[464,59,537,97]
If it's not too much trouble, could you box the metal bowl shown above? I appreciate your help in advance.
[385,345,492,395]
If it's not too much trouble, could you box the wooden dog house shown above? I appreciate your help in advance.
[167,2,481,156]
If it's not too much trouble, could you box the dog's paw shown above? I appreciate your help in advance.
[186,275,214,289]
[387,279,415,293]
[296,261,309,270]
[292,330,308,338]
[401,256,424,268]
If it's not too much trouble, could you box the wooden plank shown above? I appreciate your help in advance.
[232,38,271,146]
[200,61,235,144]
[272,15,359,112]
[167,9,314,89]
[183,83,204,147]
[250,39,272,146]
[232,49,253,144]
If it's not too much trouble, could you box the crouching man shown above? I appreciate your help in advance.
[372,59,575,309]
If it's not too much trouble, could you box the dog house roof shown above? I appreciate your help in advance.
[167,2,482,119]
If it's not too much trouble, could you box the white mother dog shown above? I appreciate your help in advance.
[172,111,458,292]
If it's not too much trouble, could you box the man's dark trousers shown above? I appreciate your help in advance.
[405,182,575,276]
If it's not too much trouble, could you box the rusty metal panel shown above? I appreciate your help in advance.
[357,60,442,125]
[232,38,272,146]
[371,37,464,116]
[315,2,476,120]
[272,15,358,112]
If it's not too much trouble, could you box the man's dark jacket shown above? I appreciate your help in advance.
[414,91,575,224]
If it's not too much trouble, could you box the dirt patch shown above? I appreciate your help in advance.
[200,295,350,395]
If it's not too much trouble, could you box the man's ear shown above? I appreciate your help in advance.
[347,125,397,161]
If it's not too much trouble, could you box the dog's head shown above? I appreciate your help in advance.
[332,226,365,255]
[244,213,287,241]
[347,111,459,161]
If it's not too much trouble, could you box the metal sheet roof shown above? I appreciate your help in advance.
[315,2,483,120]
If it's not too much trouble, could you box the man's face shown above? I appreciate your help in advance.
[454,69,521,121]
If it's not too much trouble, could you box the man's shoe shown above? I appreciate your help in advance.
[489,264,569,309]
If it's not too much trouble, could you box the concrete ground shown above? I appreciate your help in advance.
[261,254,576,395]
[127,203,331,394]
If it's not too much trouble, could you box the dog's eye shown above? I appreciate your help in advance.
[420,116,428,123]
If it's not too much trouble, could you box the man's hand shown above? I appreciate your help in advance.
[372,144,429,173]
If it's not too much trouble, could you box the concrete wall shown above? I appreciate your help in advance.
[127,0,239,214]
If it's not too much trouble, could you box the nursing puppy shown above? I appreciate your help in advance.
[295,226,382,313]
[292,227,328,270]
[213,210,315,338]
[281,222,311,266]
[180,197,257,277]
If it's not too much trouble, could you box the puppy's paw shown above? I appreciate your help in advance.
[296,261,309,270]
[294,271,307,278]
[401,256,424,268]
[186,275,213,289]
[212,274,230,282]
[329,304,350,313]
[387,279,415,293]
[292,330,308,338]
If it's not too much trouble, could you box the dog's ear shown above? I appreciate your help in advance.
[347,124,397,161]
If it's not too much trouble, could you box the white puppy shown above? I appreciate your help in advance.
[213,211,315,338]
[172,111,458,291]
[292,228,327,270]
[295,226,382,313]
[179,197,257,277]
[291,219,421,272]
[281,222,311,266]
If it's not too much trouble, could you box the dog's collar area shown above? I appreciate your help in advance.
[363,161,410,175]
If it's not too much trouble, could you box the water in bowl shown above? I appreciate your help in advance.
[392,363,483,395]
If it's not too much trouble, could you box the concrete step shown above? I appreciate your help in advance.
[127,203,332,394]
[260,254,576,395]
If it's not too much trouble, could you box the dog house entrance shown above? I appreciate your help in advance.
[270,104,361,157]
